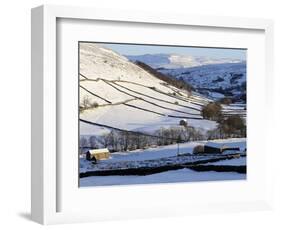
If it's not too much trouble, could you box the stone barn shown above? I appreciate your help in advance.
[86,148,110,162]
[193,142,240,154]
[193,145,205,154]
[204,144,223,153]
[192,143,223,154]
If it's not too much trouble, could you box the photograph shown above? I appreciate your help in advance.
[79,42,247,187]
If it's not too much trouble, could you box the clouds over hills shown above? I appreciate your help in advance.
[127,53,244,69]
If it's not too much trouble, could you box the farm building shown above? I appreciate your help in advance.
[204,142,240,154]
[86,148,110,161]
[193,142,240,154]
[192,145,205,154]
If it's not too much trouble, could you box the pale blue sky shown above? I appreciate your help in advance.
[97,43,246,60]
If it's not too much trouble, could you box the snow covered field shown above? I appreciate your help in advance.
[80,139,245,167]
[80,168,246,187]
[80,138,246,186]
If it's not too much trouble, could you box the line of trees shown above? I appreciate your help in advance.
[207,115,246,139]
[201,102,246,139]
[80,126,205,153]
[80,115,245,153]
[79,96,99,113]
[201,102,222,121]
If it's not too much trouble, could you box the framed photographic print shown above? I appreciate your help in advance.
[31,5,274,225]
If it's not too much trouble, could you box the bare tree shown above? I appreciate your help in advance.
[89,136,98,149]
[79,137,88,154]
[99,133,111,149]
[201,102,222,121]
[119,131,129,151]
[81,96,91,109]
[218,115,246,138]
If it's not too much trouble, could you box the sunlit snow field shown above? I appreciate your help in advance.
[80,138,246,186]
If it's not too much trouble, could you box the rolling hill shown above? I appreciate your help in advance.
[127,54,246,101]
[79,43,220,136]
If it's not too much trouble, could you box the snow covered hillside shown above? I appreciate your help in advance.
[127,54,246,101]
[159,62,246,101]
[79,43,218,136]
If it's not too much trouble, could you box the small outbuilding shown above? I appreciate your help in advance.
[204,142,240,154]
[193,142,240,154]
[204,145,223,153]
[193,145,205,154]
[86,148,110,162]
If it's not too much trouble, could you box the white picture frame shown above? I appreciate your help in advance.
[31,5,274,225]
